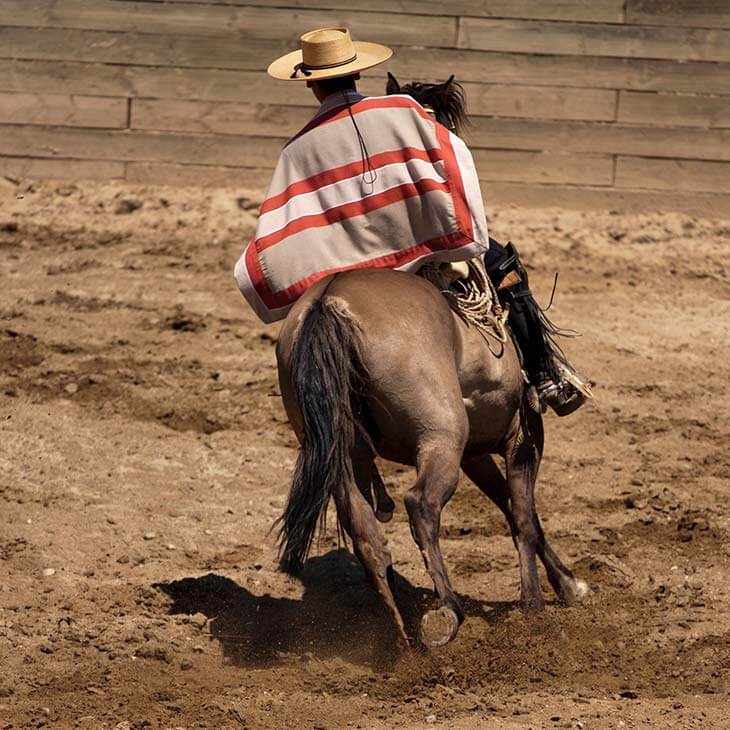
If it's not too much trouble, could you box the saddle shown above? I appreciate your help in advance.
[421,247,593,416]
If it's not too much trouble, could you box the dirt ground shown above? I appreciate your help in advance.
[1,178,728,729]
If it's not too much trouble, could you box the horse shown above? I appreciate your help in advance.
[273,75,589,649]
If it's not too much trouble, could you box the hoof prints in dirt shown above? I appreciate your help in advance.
[160,305,207,333]
[0,328,230,434]
[1,329,44,369]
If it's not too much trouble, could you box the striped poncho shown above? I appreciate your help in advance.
[235,91,489,323]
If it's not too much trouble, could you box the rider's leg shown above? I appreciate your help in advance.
[485,239,588,417]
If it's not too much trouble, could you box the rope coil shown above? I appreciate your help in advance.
[419,258,508,345]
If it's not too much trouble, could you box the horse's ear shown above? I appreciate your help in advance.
[386,72,401,95]
[442,74,456,88]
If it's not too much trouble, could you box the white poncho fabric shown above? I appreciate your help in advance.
[235,91,489,323]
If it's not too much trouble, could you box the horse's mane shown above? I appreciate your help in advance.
[386,72,468,136]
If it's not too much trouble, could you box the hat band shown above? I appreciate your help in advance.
[290,52,358,79]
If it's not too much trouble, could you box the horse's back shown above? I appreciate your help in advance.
[279,268,455,359]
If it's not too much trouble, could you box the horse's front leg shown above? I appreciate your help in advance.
[462,453,590,606]
[404,436,465,648]
[504,408,545,611]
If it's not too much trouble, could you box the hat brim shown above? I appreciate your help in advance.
[267,41,393,81]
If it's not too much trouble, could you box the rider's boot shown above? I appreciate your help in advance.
[485,240,590,417]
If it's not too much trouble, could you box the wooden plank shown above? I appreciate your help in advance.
[0,27,293,72]
[0,92,127,128]
[147,0,626,23]
[2,57,725,131]
[618,91,730,128]
[360,78,617,121]
[131,99,310,137]
[458,84,616,122]
[0,156,125,180]
[127,150,613,189]
[0,28,619,118]
[615,156,730,192]
[626,0,730,30]
[458,18,730,62]
[0,0,456,46]
[0,60,310,104]
[0,30,617,119]
[126,161,272,189]
[466,118,730,162]
[473,150,614,186]
[386,51,730,95]
[485,180,730,216]
[0,60,725,141]
[2,48,728,101]
[0,125,285,168]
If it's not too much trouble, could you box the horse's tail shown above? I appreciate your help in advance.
[277,296,367,574]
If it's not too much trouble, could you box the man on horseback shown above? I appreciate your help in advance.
[235,27,587,415]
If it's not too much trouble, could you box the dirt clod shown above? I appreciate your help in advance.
[114,198,142,215]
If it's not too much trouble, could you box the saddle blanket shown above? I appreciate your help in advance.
[235,92,489,323]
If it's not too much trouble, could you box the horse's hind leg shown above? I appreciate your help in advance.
[334,473,408,646]
[462,454,589,605]
[404,437,466,647]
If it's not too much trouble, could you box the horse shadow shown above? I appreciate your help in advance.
[154,549,512,670]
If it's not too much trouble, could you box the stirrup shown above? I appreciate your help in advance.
[538,366,592,417]
[539,380,584,417]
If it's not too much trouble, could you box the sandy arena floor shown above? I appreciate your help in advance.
[1,179,728,729]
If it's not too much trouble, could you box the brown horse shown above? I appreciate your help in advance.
[274,80,589,649]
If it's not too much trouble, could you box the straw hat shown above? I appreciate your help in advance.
[268,27,392,81]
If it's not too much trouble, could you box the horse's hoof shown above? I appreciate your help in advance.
[563,578,591,606]
[375,507,394,523]
[420,606,460,648]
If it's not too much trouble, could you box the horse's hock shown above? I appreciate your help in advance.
[1,1,728,215]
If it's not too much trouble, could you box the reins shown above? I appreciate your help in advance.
[341,91,378,190]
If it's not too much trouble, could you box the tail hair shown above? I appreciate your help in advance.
[276,297,368,574]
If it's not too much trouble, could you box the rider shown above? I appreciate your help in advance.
[236,27,586,416]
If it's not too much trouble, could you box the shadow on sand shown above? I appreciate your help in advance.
[154,549,511,670]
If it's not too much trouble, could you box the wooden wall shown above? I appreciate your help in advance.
[1,1,729,212]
